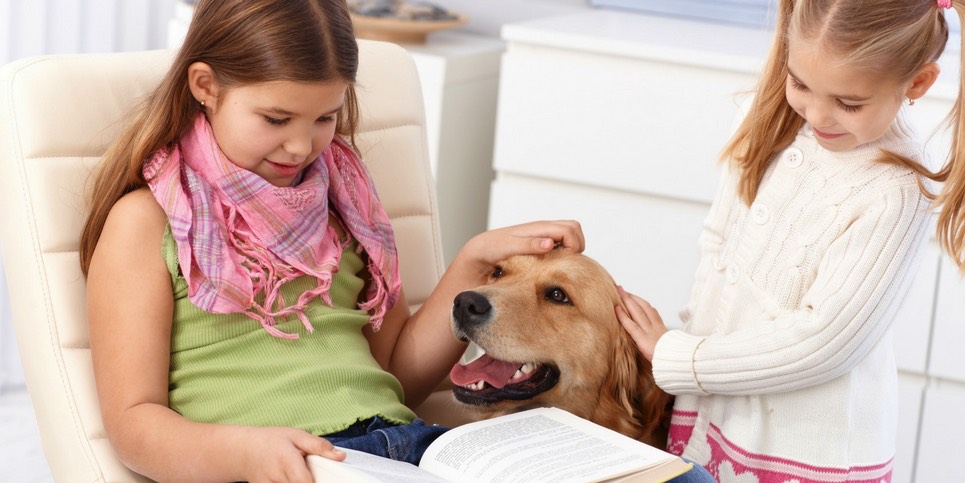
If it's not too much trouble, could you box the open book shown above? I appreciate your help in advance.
[307,407,691,482]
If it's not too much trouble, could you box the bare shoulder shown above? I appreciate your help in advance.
[91,188,168,275]
[107,188,167,229]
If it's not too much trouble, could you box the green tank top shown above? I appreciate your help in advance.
[161,226,415,435]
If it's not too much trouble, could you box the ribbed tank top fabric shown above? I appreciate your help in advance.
[161,225,415,436]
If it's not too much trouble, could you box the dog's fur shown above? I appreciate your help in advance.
[449,251,672,447]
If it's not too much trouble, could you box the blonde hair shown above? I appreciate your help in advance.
[79,0,360,275]
[721,0,965,271]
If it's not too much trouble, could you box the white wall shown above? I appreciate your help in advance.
[0,261,19,389]
[0,0,176,65]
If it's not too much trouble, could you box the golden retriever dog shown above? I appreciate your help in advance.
[448,250,672,447]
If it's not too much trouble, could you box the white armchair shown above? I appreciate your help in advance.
[0,39,469,482]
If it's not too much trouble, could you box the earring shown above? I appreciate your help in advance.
[908,98,917,106]
[200,100,206,108]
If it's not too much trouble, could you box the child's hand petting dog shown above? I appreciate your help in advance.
[616,287,668,361]
[458,220,585,279]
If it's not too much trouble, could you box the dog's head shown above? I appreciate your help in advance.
[448,251,670,444]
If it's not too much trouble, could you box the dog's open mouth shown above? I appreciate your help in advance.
[449,343,560,406]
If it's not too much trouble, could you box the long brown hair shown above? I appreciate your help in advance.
[721,0,965,271]
[78,0,360,275]
[937,3,965,272]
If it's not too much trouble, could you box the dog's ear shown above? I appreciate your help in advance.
[605,327,672,441]
[605,286,637,416]
[607,329,641,416]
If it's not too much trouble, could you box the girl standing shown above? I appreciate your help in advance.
[618,0,965,481]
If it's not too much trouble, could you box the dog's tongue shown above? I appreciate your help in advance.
[450,354,518,389]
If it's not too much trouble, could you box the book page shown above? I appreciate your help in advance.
[419,407,680,483]
[308,448,448,483]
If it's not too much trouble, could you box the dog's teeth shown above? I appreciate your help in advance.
[510,363,537,381]
[458,342,486,365]
[464,381,486,391]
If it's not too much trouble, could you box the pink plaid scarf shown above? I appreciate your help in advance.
[145,115,401,338]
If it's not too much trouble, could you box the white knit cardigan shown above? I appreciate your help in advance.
[654,116,932,483]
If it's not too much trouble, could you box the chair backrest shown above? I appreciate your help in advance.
[0,40,444,483]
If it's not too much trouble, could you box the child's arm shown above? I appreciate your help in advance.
[627,183,931,397]
[366,220,585,407]
[87,189,343,482]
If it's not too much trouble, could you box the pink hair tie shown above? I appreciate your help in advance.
[938,0,953,9]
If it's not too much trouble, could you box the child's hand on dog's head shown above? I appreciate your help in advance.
[460,220,585,269]
[615,286,668,361]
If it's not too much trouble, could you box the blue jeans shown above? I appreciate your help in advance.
[325,417,448,465]
[668,458,716,482]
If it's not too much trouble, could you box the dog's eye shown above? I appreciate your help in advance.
[491,266,503,279]
[544,287,571,305]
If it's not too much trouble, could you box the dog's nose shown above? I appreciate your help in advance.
[452,290,492,328]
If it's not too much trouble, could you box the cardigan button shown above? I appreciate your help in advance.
[783,147,804,168]
[752,204,770,224]
[726,264,740,284]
